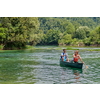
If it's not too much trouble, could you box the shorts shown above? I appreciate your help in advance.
[64,58,67,61]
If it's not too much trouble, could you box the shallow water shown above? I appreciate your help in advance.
[0,47,100,84]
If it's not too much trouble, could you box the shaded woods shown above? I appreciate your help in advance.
[0,17,100,50]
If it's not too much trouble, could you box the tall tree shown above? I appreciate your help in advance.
[46,29,61,45]
[74,26,90,39]
[0,17,40,49]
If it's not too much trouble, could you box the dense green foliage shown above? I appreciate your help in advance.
[0,17,100,49]
[0,17,40,49]
[38,17,100,46]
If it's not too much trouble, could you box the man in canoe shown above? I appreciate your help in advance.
[61,49,69,62]
[73,50,84,63]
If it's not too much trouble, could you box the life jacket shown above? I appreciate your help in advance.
[74,57,78,62]
[61,53,67,59]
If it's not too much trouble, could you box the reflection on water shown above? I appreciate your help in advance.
[73,70,80,83]
[60,66,83,84]
[0,48,100,84]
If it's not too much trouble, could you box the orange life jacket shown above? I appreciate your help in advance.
[74,57,78,62]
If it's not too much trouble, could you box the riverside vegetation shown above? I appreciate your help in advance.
[0,17,100,50]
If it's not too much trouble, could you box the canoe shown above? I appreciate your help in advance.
[60,60,83,69]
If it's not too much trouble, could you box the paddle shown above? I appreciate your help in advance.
[80,58,88,69]
[83,62,88,69]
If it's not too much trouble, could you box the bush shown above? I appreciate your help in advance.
[0,45,4,50]
[3,41,26,50]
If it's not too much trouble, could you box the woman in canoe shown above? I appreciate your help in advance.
[60,49,69,62]
[73,50,84,63]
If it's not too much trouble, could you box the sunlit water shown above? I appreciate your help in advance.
[0,46,100,84]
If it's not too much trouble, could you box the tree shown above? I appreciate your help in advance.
[65,22,75,34]
[74,26,90,39]
[0,26,8,44]
[58,34,72,45]
[89,26,100,45]
[71,21,80,31]
[83,38,90,46]
[46,29,61,45]
[0,17,40,49]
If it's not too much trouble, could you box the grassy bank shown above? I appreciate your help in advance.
[0,45,100,52]
[28,46,100,51]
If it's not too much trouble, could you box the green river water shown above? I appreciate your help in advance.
[0,46,100,84]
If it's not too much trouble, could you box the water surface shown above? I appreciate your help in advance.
[0,47,100,84]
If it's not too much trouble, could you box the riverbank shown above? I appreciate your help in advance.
[0,45,100,52]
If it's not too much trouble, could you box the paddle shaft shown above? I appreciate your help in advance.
[81,59,88,68]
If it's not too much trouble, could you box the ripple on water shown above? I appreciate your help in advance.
[0,48,100,84]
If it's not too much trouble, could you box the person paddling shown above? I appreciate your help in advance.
[73,50,84,63]
[61,49,69,62]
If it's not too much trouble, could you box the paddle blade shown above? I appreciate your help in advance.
[86,65,88,69]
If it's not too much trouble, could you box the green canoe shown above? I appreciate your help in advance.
[60,60,83,69]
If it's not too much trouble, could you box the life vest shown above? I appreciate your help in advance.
[74,57,78,62]
[60,53,67,59]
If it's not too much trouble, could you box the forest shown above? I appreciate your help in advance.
[0,17,100,50]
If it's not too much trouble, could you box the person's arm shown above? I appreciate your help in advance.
[66,53,70,62]
[65,53,68,57]
[61,53,64,57]
[73,54,75,57]
[79,55,84,63]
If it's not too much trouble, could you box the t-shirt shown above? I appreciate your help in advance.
[61,52,68,59]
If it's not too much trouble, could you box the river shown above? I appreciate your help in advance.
[0,46,100,84]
